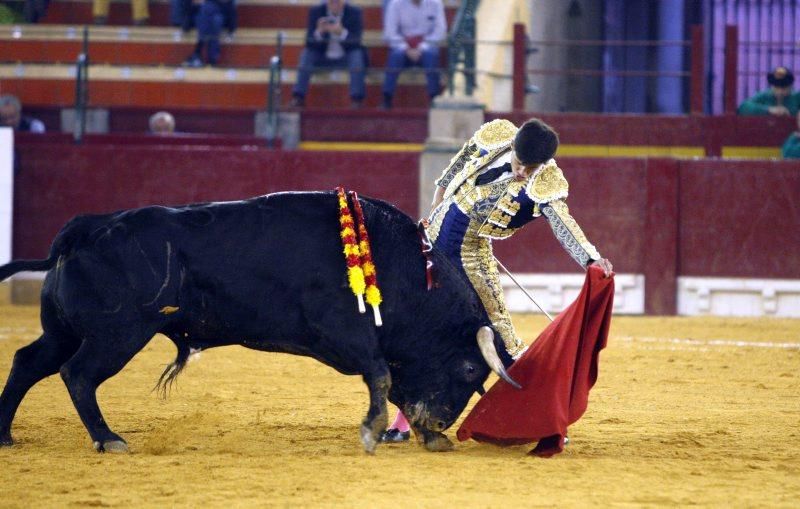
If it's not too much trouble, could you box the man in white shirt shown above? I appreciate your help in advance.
[381,0,446,109]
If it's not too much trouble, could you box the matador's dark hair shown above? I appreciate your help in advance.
[513,118,559,165]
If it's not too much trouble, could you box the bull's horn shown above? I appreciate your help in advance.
[476,326,522,389]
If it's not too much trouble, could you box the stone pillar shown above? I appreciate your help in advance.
[418,94,484,218]
[60,108,109,134]
[254,111,300,149]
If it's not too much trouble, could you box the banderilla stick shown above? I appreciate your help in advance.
[494,256,554,322]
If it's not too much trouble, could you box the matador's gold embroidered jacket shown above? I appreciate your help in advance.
[425,119,601,356]
[430,118,601,267]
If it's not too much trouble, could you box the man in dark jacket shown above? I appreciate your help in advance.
[0,94,45,176]
[291,0,367,109]
[183,0,238,67]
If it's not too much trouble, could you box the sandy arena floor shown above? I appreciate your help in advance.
[0,304,798,508]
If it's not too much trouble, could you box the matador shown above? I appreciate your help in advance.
[381,117,613,444]
[426,117,613,358]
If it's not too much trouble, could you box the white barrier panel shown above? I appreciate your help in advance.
[678,277,800,317]
[0,128,12,266]
[500,273,645,315]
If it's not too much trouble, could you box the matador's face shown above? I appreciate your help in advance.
[510,145,540,181]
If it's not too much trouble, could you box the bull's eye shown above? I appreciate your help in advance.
[458,361,482,383]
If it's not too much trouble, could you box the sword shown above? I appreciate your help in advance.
[494,256,554,322]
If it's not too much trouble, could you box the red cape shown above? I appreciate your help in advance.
[457,265,614,457]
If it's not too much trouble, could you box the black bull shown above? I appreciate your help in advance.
[0,191,518,454]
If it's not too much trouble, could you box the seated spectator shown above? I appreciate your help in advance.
[0,94,45,176]
[170,0,198,32]
[93,0,149,26]
[24,0,50,23]
[0,94,45,133]
[183,0,238,68]
[738,66,800,117]
[381,0,446,109]
[291,0,367,109]
[782,112,800,159]
[149,111,176,135]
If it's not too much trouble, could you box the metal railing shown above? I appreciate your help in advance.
[73,26,89,143]
[511,23,706,114]
[264,31,283,148]
[447,0,478,96]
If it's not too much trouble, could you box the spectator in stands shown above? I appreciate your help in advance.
[0,94,45,176]
[171,0,198,32]
[290,0,367,109]
[183,0,238,68]
[93,0,149,26]
[24,0,50,23]
[782,112,800,159]
[0,95,45,134]
[148,111,176,135]
[738,66,800,117]
[381,0,446,109]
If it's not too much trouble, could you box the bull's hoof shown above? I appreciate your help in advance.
[423,433,454,452]
[359,424,378,455]
[0,434,13,447]
[93,440,129,453]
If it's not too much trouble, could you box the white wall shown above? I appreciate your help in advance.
[0,128,12,266]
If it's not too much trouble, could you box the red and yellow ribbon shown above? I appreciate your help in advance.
[336,187,366,313]
[349,191,382,327]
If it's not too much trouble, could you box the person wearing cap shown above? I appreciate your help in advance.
[738,66,800,116]
[380,118,613,443]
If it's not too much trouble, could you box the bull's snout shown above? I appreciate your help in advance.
[405,402,452,432]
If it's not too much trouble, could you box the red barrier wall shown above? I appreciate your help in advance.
[678,160,800,278]
[12,144,419,260]
[11,141,800,314]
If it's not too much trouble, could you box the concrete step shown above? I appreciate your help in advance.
[0,25,403,68]
[1,63,438,109]
[13,0,458,30]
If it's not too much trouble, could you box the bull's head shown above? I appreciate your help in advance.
[387,326,519,450]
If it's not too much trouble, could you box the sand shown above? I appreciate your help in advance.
[0,305,798,508]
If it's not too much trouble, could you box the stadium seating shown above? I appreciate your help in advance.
[0,0,459,111]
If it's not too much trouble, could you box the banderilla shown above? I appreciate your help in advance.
[494,256,554,322]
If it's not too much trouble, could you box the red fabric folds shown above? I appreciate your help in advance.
[456,265,615,457]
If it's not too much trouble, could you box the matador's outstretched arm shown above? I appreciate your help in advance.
[541,199,612,276]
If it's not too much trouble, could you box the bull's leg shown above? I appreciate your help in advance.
[359,364,391,455]
[0,333,79,446]
[412,425,455,452]
[59,332,152,453]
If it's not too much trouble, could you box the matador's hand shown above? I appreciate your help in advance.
[590,258,613,278]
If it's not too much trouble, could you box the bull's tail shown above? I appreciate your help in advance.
[0,256,57,283]
[154,340,192,399]
[0,212,110,283]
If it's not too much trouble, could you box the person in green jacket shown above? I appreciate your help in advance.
[782,113,800,159]
[738,66,800,117]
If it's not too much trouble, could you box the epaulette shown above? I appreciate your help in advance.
[526,159,569,203]
[472,119,518,152]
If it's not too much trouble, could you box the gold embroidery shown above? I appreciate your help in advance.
[527,160,569,203]
[460,226,525,356]
[543,200,601,265]
[477,224,515,240]
[435,141,476,189]
[473,119,518,152]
